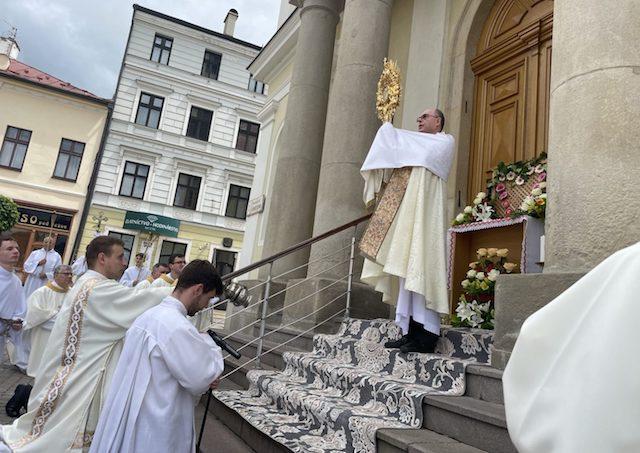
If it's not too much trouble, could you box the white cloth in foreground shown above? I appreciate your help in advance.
[119,265,151,287]
[22,248,62,299]
[90,296,224,453]
[23,282,67,377]
[1,270,172,452]
[503,241,640,453]
[360,124,454,321]
[0,266,27,369]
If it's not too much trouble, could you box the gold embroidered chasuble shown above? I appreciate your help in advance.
[150,273,176,288]
[1,270,172,452]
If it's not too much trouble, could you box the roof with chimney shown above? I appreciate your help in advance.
[0,58,110,105]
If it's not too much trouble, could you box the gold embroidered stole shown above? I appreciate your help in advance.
[359,167,412,261]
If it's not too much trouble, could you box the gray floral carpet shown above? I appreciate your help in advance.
[214,318,493,453]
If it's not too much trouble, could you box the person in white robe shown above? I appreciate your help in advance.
[119,253,151,287]
[360,108,455,353]
[22,237,62,300]
[71,255,87,278]
[503,241,640,453]
[0,235,27,372]
[22,265,72,378]
[135,262,170,290]
[150,253,186,288]
[90,260,225,453]
[0,235,173,453]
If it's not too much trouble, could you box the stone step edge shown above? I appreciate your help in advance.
[424,395,507,428]
[377,427,488,453]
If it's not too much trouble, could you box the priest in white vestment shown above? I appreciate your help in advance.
[504,241,640,453]
[22,265,72,378]
[0,236,173,452]
[150,253,186,288]
[360,108,455,353]
[119,252,151,287]
[0,235,27,371]
[22,237,62,300]
[135,262,170,290]
[90,260,225,453]
[71,255,87,278]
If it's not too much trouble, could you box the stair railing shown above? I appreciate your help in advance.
[196,213,371,450]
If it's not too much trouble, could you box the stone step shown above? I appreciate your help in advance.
[377,428,488,453]
[225,331,306,373]
[464,365,504,405]
[222,349,280,390]
[423,396,516,453]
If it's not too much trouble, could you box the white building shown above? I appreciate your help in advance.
[80,5,267,275]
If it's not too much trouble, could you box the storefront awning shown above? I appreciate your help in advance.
[123,211,180,238]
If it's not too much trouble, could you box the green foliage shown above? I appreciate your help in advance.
[0,195,19,232]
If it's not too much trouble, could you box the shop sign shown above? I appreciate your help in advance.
[123,211,180,237]
[17,206,73,231]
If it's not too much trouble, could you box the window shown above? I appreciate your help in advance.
[135,92,164,129]
[0,126,31,171]
[159,240,187,265]
[173,173,201,210]
[53,139,85,181]
[108,231,135,263]
[186,106,213,141]
[213,249,237,276]
[225,184,250,220]
[119,161,150,199]
[235,120,260,154]
[150,34,173,65]
[248,76,265,94]
[201,50,222,80]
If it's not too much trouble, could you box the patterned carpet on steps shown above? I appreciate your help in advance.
[214,318,493,453]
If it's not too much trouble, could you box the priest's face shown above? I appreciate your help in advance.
[43,237,54,251]
[102,244,128,280]
[0,239,20,268]
[152,264,169,279]
[417,109,441,134]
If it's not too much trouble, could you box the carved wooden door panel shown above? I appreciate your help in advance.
[468,0,553,198]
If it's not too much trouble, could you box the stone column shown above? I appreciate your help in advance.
[260,0,340,278]
[544,0,640,273]
[308,0,394,276]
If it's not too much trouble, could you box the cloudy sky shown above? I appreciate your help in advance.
[2,0,281,98]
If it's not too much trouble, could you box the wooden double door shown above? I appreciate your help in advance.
[468,0,554,198]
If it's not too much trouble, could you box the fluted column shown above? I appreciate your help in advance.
[308,0,394,276]
[260,0,340,278]
[544,0,640,273]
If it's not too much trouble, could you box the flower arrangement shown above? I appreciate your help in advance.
[511,184,547,219]
[0,195,19,232]
[452,191,497,226]
[451,247,518,329]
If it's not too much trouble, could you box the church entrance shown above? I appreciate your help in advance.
[468,0,554,198]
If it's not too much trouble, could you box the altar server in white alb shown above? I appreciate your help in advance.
[0,235,27,371]
[90,259,224,453]
[119,252,151,287]
[22,237,62,299]
[360,108,455,353]
[22,264,73,378]
[150,254,186,287]
[504,241,640,453]
[0,236,172,452]
[135,262,170,289]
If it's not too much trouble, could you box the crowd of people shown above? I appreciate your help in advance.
[0,234,224,452]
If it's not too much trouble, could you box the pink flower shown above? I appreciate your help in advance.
[505,208,513,216]
[533,183,539,189]
[499,191,509,200]
[496,183,506,192]
[538,172,546,181]
[501,200,510,208]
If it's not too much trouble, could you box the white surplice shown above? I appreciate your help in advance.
[119,266,151,287]
[150,273,176,288]
[0,266,27,369]
[23,282,68,378]
[134,276,155,290]
[22,248,62,299]
[0,270,172,453]
[71,256,87,278]
[90,296,224,453]
[360,124,454,331]
[503,241,640,453]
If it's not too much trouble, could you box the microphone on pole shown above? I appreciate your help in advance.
[207,329,241,359]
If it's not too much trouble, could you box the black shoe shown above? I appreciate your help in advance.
[5,384,32,418]
[384,334,411,349]
[400,332,440,354]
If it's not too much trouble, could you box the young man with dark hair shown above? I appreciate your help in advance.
[150,253,186,288]
[119,252,151,287]
[1,235,173,452]
[0,234,27,372]
[90,260,225,452]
